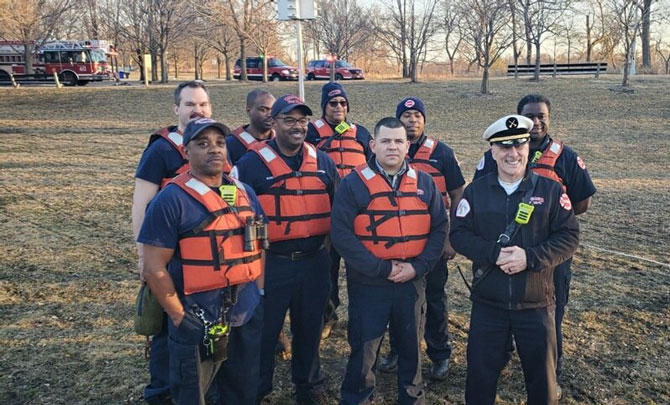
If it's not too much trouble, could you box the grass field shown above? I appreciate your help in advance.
[1,75,669,405]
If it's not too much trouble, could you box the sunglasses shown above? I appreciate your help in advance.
[328,100,348,107]
[494,137,530,148]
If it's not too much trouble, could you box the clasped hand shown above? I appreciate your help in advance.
[388,260,417,283]
[495,246,527,275]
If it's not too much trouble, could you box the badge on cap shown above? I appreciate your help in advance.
[283,95,303,104]
[328,89,341,97]
[195,117,215,125]
[404,99,415,108]
[506,117,519,129]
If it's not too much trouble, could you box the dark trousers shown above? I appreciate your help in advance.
[167,310,222,405]
[465,301,557,405]
[207,301,264,405]
[553,258,572,381]
[144,316,170,402]
[324,247,342,323]
[340,279,426,405]
[388,258,451,362]
[257,249,331,400]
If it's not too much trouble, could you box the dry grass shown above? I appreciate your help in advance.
[1,75,669,404]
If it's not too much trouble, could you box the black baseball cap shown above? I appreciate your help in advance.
[182,118,230,146]
[271,94,313,118]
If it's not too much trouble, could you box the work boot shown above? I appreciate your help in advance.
[429,358,450,380]
[376,352,398,373]
[295,390,328,405]
[321,318,337,340]
[145,392,173,405]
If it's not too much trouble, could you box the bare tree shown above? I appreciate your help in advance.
[246,3,281,82]
[556,12,579,63]
[639,0,653,69]
[461,0,512,93]
[315,0,371,61]
[442,0,464,76]
[655,36,670,74]
[517,0,571,80]
[610,0,641,86]
[202,1,239,81]
[152,0,196,83]
[0,0,74,75]
[508,0,522,78]
[226,0,274,81]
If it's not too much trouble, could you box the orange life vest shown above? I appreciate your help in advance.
[353,164,431,260]
[251,142,331,242]
[409,136,450,210]
[151,127,232,189]
[530,139,566,191]
[230,125,273,151]
[170,172,262,295]
[313,119,366,177]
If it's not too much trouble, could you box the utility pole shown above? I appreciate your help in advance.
[278,0,317,100]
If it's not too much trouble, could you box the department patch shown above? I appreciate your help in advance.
[559,193,572,211]
[476,156,485,171]
[328,89,342,97]
[577,156,586,170]
[416,189,424,196]
[529,196,545,205]
[283,94,303,104]
[456,199,471,217]
[404,99,416,108]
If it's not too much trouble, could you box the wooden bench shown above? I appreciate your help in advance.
[507,62,608,77]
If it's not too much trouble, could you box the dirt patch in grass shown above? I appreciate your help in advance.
[1,75,668,404]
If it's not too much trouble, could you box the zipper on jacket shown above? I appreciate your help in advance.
[506,195,513,310]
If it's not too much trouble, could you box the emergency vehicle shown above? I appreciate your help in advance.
[0,40,114,86]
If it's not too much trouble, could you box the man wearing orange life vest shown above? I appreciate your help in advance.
[226,90,276,165]
[473,94,596,397]
[377,97,465,380]
[139,118,266,405]
[132,81,231,404]
[332,117,447,405]
[306,82,373,339]
[232,95,339,405]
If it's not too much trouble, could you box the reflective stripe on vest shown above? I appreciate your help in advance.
[530,139,566,191]
[169,172,262,295]
[251,142,331,242]
[149,127,190,189]
[313,119,366,177]
[353,164,431,260]
[409,136,450,210]
[231,125,273,150]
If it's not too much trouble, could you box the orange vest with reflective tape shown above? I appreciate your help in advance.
[409,136,450,209]
[313,119,366,177]
[151,127,231,189]
[251,142,331,242]
[170,172,262,295]
[231,125,273,151]
[353,164,431,260]
[530,139,566,191]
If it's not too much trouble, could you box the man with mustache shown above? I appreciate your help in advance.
[139,118,265,405]
[306,82,373,339]
[232,95,339,405]
[227,90,276,165]
[332,117,447,404]
[451,114,579,404]
[377,97,465,381]
[132,81,231,405]
[473,94,596,398]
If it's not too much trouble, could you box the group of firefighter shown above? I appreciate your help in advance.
[132,79,595,405]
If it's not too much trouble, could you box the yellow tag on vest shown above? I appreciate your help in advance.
[531,150,543,163]
[335,122,351,134]
[219,185,237,206]
[515,202,534,225]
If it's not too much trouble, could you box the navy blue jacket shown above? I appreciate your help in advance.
[450,171,580,310]
[135,126,184,185]
[331,159,448,287]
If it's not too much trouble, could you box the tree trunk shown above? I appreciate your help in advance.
[137,49,145,82]
[217,55,222,79]
[239,38,247,81]
[24,42,34,75]
[449,58,454,76]
[330,61,335,81]
[151,50,158,82]
[622,48,630,87]
[173,53,179,79]
[481,66,489,94]
[533,38,540,80]
[641,0,651,69]
[224,53,231,80]
[160,50,168,83]
[262,54,268,83]
[194,47,200,80]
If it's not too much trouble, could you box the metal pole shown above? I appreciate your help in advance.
[296,19,305,100]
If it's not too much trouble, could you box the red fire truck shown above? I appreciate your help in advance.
[0,40,114,86]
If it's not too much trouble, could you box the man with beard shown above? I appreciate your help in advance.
[140,118,265,405]
[132,80,230,405]
[227,90,276,165]
[232,95,339,405]
[473,94,596,398]
[377,97,464,381]
[332,117,447,404]
[306,82,373,339]
[451,114,579,404]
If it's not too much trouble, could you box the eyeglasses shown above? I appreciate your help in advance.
[328,100,348,107]
[277,116,310,127]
